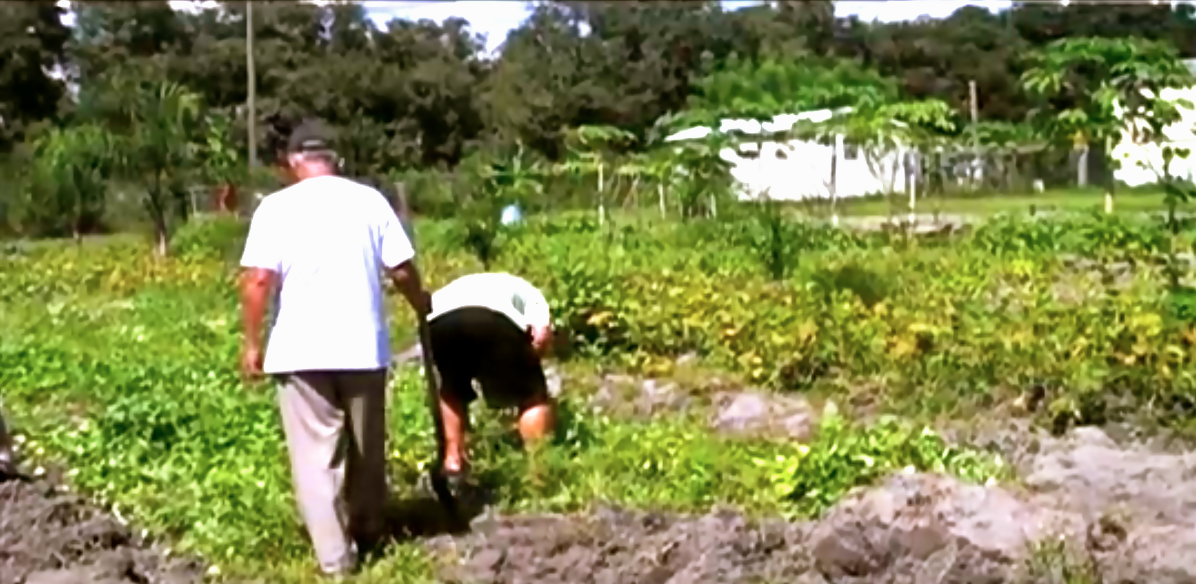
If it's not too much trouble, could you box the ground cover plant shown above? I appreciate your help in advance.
[10,211,1135,580]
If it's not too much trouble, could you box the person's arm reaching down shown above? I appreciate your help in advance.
[514,278,553,357]
[381,202,430,317]
[389,260,431,317]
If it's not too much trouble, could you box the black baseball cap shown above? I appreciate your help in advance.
[286,119,337,154]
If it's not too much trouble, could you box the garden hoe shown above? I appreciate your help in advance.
[392,184,459,518]
[0,411,26,482]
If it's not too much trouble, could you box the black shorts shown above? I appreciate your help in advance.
[427,307,548,410]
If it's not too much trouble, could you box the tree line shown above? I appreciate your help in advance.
[4,0,1196,244]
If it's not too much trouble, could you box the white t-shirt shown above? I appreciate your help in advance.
[240,175,415,374]
[428,272,551,332]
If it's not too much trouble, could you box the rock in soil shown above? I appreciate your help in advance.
[808,472,1084,584]
[710,391,815,441]
[590,375,694,418]
[427,506,810,584]
[0,478,202,584]
[1020,426,1196,582]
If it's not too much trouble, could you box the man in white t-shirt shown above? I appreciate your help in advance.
[425,272,555,485]
[239,120,431,577]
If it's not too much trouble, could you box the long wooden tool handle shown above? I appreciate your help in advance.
[393,183,448,466]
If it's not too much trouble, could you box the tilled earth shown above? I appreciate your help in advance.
[428,507,811,584]
[0,477,203,584]
[425,425,1196,584]
[420,371,1196,584]
[6,367,1196,583]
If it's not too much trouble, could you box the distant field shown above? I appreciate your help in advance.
[818,188,1176,218]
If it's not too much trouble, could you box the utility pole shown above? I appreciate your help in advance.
[246,1,257,174]
[969,80,979,190]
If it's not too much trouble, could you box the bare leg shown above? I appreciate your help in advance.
[438,390,470,473]
[518,397,555,444]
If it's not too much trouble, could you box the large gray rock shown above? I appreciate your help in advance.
[1024,426,1196,527]
[590,375,692,417]
[711,391,815,441]
[808,473,1081,584]
[1099,524,1196,584]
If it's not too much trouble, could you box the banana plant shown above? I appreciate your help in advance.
[793,99,954,226]
[642,148,681,218]
[462,144,544,268]
[561,124,635,226]
[614,154,650,211]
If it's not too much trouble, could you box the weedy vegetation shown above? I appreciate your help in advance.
[3,206,1195,580]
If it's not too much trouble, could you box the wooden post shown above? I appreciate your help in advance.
[830,136,839,227]
[969,80,979,190]
[246,1,256,172]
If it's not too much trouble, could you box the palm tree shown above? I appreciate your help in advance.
[111,75,203,256]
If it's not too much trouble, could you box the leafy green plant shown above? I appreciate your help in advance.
[456,147,543,268]
[1021,37,1196,213]
[756,403,1008,518]
[25,124,121,240]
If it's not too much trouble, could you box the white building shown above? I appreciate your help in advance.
[664,108,913,202]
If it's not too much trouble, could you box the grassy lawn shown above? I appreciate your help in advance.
[821,188,1176,218]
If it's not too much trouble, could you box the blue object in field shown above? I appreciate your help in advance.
[501,204,523,226]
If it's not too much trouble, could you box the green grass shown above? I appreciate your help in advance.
[824,187,1174,217]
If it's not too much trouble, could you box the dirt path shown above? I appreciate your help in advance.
[0,477,202,584]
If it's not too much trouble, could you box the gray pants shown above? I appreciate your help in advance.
[276,370,389,574]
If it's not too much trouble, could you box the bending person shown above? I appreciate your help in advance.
[426,272,555,485]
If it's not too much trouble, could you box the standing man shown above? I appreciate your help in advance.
[239,120,431,577]
[425,272,556,486]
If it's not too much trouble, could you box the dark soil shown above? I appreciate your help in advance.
[425,423,1196,584]
[427,506,812,584]
[0,477,203,584]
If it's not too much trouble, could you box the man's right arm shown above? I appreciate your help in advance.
[380,202,430,318]
[389,260,431,318]
[513,278,553,356]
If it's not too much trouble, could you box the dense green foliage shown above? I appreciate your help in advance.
[7,1,1196,239]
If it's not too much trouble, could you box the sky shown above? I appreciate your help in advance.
[58,0,1020,54]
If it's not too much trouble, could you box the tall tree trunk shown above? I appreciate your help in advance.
[658,183,666,218]
[1104,135,1115,214]
[598,165,605,226]
[149,171,170,257]
[830,143,839,226]
[906,150,916,228]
